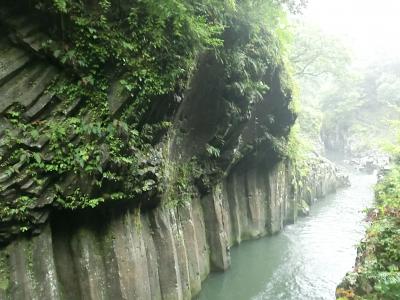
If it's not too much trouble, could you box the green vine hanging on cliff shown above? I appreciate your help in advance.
[0,0,297,234]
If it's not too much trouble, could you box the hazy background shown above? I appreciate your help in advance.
[303,0,400,65]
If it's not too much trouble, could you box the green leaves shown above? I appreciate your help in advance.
[56,189,105,210]
[344,167,400,299]
[52,0,67,13]
[0,0,295,232]
[33,153,42,164]
[206,144,221,158]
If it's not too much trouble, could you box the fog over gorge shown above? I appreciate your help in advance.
[304,0,400,65]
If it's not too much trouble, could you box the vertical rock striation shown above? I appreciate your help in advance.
[0,3,346,299]
[0,157,343,300]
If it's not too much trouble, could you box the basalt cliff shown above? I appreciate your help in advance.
[0,1,344,299]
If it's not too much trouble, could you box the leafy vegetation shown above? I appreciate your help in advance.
[289,20,400,157]
[289,21,351,155]
[291,24,400,299]
[337,164,400,299]
[320,62,400,156]
[0,0,299,232]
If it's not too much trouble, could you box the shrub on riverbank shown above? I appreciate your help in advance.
[336,167,400,300]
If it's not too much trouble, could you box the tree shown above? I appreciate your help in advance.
[290,22,350,79]
[288,22,351,153]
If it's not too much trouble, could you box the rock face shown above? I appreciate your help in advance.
[0,6,86,242]
[0,4,296,243]
[0,156,344,300]
[321,123,351,156]
[0,4,346,299]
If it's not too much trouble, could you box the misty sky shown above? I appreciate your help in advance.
[302,0,400,64]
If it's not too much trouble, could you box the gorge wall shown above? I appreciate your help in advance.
[0,1,345,299]
[0,155,343,300]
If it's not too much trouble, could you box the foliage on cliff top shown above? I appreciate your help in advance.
[0,0,297,234]
[2,0,224,222]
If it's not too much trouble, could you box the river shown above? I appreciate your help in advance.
[196,170,376,300]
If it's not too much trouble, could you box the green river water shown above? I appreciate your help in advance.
[196,170,376,300]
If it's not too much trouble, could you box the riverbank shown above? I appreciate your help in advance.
[336,167,400,300]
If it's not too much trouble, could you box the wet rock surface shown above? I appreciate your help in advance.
[0,157,345,300]
[344,150,390,174]
[0,4,348,299]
